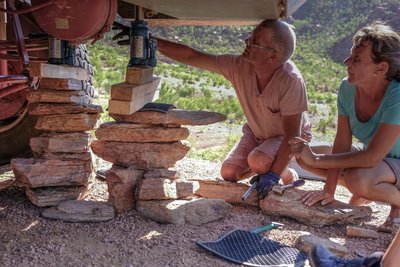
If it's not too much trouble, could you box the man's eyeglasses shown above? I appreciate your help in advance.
[244,35,278,53]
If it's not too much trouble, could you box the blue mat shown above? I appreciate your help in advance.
[196,229,307,267]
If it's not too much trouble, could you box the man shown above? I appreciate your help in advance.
[156,19,311,197]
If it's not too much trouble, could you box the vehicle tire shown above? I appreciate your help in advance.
[0,110,40,165]
[0,44,94,165]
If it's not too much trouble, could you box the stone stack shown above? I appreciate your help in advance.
[92,93,231,224]
[11,63,102,207]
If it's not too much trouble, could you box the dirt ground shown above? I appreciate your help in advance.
[0,154,396,267]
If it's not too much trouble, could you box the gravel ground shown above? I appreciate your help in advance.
[0,157,396,267]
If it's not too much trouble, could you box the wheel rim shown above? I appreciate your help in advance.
[0,106,28,134]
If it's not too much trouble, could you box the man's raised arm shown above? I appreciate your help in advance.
[155,37,221,74]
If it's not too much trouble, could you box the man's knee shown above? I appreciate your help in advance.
[247,150,273,174]
[220,163,243,182]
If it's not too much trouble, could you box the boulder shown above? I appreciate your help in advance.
[136,198,231,225]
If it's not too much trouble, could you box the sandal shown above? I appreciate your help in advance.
[378,217,400,233]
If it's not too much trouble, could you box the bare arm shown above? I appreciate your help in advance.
[312,122,400,169]
[155,37,221,74]
[270,113,303,176]
[323,114,353,193]
[292,114,353,206]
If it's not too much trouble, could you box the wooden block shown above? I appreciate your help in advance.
[108,90,159,115]
[39,78,83,90]
[111,77,160,101]
[125,66,153,84]
[30,62,89,80]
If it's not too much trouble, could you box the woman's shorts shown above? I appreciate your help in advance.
[342,144,400,189]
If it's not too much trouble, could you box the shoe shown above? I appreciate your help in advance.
[378,216,400,233]
[309,245,382,267]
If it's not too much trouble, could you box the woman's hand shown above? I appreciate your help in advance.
[288,137,316,166]
[302,189,335,206]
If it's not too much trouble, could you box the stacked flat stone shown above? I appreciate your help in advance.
[92,105,231,225]
[11,63,102,207]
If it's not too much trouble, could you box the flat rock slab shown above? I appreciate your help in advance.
[294,232,350,256]
[136,198,231,225]
[91,140,190,169]
[110,109,226,126]
[40,151,93,161]
[259,188,372,227]
[30,132,91,155]
[39,78,84,90]
[11,158,93,188]
[144,168,178,179]
[26,185,89,207]
[42,200,115,222]
[28,103,102,116]
[36,113,100,132]
[95,122,189,142]
[27,89,91,105]
[193,178,258,206]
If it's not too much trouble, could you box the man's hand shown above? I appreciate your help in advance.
[255,171,280,199]
[302,189,334,206]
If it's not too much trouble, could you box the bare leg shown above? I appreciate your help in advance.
[382,230,400,267]
[345,162,400,219]
[220,162,253,182]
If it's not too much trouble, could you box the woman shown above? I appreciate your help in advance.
[289,21,400,230]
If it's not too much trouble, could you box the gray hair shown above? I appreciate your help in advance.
[258,19,296,63]
[353,21,400,81]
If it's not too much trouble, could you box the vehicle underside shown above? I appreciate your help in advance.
[0,0,306,165]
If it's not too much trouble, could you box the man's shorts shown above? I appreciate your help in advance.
[341,144,400,189]
[223,123,312,170]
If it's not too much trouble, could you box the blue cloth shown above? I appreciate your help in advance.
[337,79,400,158]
